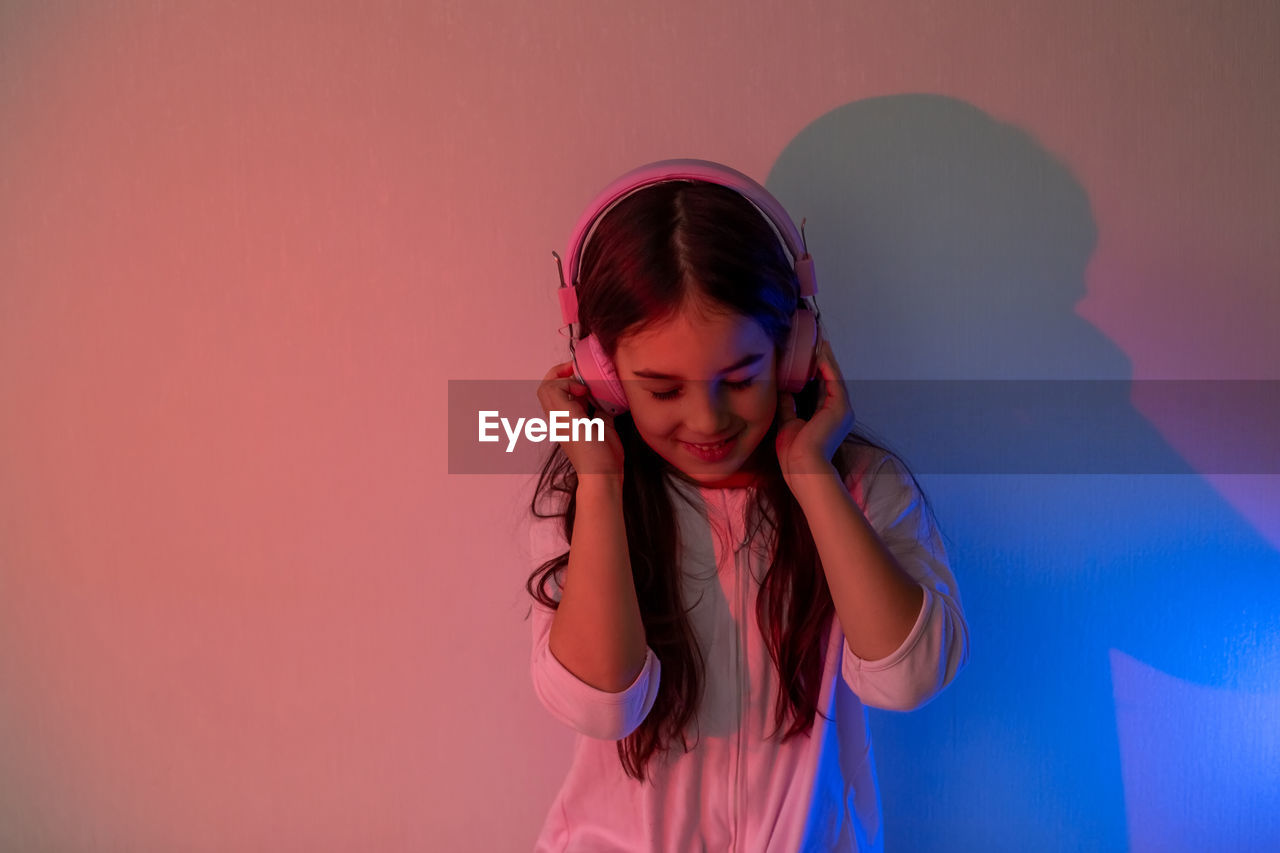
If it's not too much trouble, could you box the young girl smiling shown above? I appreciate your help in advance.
[525,160,969,852]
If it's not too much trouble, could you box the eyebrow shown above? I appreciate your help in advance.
[631,352,766,381]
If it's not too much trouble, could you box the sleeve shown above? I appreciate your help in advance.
[838,450,970,712]
[527,515,662,740]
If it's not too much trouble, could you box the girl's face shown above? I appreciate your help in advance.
[613,301,779,488]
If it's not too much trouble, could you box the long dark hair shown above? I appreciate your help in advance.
[527,180,921,781]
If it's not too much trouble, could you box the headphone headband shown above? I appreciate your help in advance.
[558,158,816,327]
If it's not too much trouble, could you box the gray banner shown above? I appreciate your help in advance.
[447,380,1279,475]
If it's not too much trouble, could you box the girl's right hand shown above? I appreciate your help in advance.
[537,361,626,479]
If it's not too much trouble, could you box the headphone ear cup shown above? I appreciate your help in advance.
[574,334,630,416]
[778,308,819,393]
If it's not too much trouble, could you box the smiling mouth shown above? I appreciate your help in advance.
[682,432,737,449]
[679,432,739,460]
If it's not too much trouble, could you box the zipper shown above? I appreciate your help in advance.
[715,488,751,852]
[736,534,745,853]
[729,489,747,852]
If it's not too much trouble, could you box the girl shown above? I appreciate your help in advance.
[524,160,968,852]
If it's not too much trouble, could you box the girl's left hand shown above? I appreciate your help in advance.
[776,338,855,482]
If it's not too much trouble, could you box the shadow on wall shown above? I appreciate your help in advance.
[767,95,1280,853]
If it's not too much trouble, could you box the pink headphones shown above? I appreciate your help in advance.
[554,158,822,416]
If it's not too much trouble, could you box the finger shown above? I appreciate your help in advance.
[539,372,577,399]
[816,358,840,395]
[561,382,592,410]
[539,377,589,416]
[543,361,575,381]
[541,366,588,399]
[816,347,849,408]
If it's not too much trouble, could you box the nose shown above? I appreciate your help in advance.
[685,381,732,438]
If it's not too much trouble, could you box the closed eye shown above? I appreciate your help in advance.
[648,377,755,401]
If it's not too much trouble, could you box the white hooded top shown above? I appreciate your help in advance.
[527,446,969,852]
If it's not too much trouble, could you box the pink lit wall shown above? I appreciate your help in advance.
[1,2,1276,850]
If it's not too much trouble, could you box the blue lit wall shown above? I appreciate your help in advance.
[770,96,1280,851]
